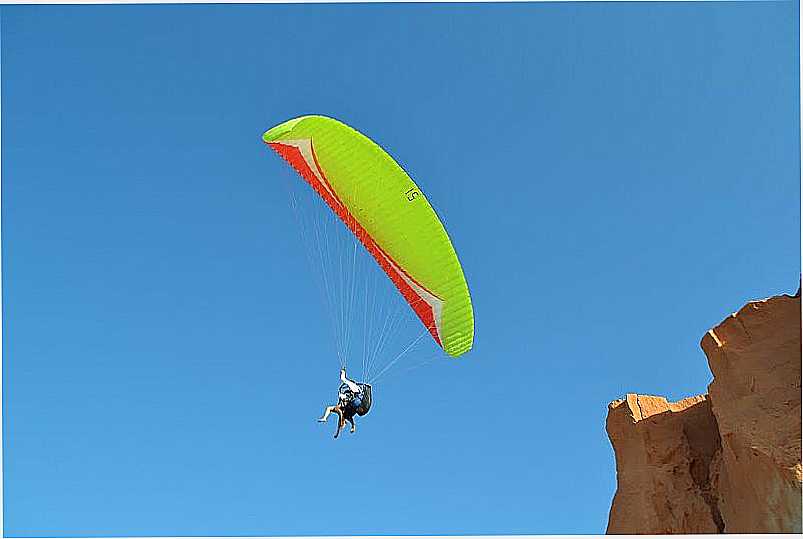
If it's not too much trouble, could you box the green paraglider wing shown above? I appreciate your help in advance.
[263,115,474,357]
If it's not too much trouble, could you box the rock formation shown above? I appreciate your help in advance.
[606,289,802,534]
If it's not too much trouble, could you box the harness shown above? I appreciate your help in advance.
[339,382,373,416]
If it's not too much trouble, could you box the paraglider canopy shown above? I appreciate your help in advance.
[263,115,474,358]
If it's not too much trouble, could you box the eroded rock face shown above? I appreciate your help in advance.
[702,293,802,533]
[606,291,802,534]
[606,394,724,534]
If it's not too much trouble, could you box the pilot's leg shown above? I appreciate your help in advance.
[318,405,337,422]
[334,408,345,439]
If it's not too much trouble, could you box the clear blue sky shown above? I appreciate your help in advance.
[1,2,799,536]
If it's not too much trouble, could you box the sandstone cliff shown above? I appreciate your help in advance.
[606,289,802,534]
